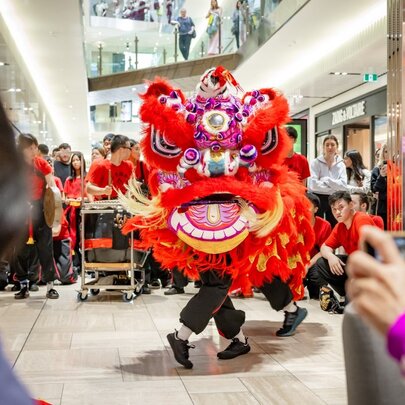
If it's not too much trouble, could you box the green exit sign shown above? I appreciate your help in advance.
[363,73,378,82]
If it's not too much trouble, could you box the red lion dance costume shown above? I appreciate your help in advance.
[121,66,314,368]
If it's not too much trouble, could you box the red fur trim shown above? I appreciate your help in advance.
[243,91,291,167]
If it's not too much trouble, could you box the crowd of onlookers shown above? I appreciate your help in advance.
[1,125,389,312]
[90,0,284,61]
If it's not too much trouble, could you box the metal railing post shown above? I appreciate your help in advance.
[134,36,139,70]
[218,15,222,54]
[200,41,205,58]
[163,48,167,64]
[174,26,178,63]
[97,42,103,76]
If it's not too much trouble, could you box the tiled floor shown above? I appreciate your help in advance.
[0,283,347,404]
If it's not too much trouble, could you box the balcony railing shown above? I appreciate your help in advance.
[85,0,309,78]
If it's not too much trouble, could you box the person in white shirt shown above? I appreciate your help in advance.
[343,149,371,193]
[308,135,347,226]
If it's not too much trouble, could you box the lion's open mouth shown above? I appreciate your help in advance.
[168,193,251,254]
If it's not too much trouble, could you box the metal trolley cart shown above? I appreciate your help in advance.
[78,200,149,303]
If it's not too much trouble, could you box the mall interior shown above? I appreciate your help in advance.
[1,0,405,404]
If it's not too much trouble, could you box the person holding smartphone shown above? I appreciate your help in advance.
[371,144,388,228]
[348,226,405,375]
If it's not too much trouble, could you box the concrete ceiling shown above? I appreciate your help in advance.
[0,0,90,151]
[234,0,387,115]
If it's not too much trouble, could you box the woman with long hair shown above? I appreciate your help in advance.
[343,149,371,193]
[206,0,222,55]
[63,153,87,269]
[371,143,388,228]
[308,135,347,226]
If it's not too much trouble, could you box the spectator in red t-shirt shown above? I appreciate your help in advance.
[304,192,332,298]
[86,135,133,199]
[12,133,60,300]
[351,192,384,230]
[284,126,310,185]
[310,191,375,313]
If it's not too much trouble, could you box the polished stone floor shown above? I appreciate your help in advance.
[0,283,346,405]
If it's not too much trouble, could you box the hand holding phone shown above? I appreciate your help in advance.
[347,226,405,335]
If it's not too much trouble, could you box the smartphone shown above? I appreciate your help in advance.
[382,160,387,165]
[364,232,405,260]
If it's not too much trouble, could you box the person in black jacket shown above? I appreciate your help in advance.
[371,144,388,229]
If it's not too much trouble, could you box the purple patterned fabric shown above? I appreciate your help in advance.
[387,312,405,374]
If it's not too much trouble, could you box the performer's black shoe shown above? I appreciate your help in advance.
[193,280,202,288]
[142,286,152,295]
[46,289,59,299]
[217,337,251,360]
[167,331,194,369]
[29,283,39,292]
[164,287,185,295]
[150,279,161,289]
[0,280,7,291]
[276,304,307,337]
[14,286,29,300]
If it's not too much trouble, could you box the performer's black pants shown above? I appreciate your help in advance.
[172,267,189,289]
[179,271,245,339]
[13,201,57,283]
[314,193,337,227]
[306,255,348,297]
[261,277,293,311]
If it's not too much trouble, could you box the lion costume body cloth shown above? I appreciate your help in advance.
[121,67,315,300]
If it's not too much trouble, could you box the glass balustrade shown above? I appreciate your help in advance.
[85,0,309,78]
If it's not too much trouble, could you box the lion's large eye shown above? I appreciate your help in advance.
[208,113,225,129]
[202,111,229,133]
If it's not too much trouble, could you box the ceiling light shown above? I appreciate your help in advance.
[0,62,9,66]
[329,72,361,76]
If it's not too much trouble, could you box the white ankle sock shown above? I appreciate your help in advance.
[234,330,246,342]
[177,325,193,341]
[283,301,297,313]
[46,281,54,292]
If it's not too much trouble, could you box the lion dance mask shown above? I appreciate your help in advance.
[121,66,315,300]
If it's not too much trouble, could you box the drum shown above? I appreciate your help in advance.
[44,185,63,235]
[84,208,131,263]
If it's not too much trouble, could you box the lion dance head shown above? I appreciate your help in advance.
[121,66,315,300]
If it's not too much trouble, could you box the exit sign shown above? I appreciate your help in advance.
[363,73,378,82]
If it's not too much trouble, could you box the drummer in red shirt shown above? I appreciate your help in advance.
[284,126,310,185]
[12,133,60,300]
[86,135,133,199]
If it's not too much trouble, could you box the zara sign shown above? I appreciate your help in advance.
[331,101,366,126]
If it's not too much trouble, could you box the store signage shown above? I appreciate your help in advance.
[331,101,366,125]
[363,73,378,82]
